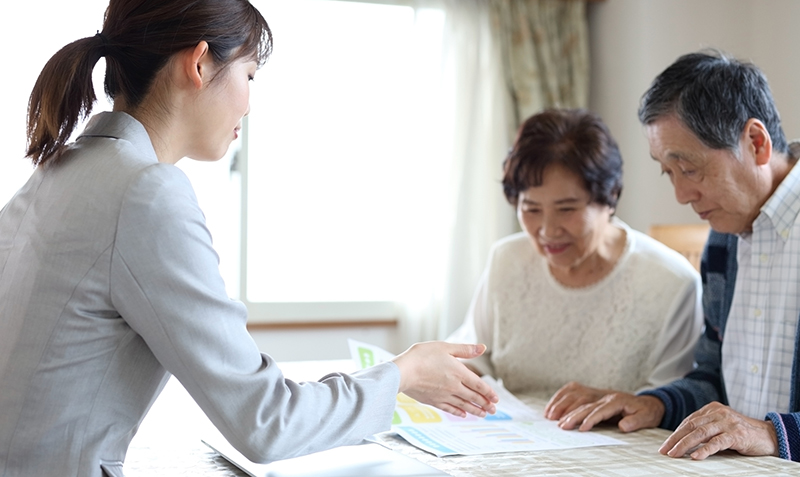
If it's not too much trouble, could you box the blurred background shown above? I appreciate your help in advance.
[4,0,798,360]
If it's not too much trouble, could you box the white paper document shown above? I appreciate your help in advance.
[348,339,626,457]
[202,438,448,477]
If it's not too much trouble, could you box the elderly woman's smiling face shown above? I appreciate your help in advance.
[517,164,616,275]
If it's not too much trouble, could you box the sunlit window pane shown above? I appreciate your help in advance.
[246,0,447,303]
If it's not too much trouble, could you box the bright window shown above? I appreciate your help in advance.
[234,0,449,321]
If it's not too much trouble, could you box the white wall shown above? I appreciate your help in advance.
[1,1,110,205]
[588,0,800,233]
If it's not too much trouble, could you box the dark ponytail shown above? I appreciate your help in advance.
[26,0,272,167]
[26,35,106,166]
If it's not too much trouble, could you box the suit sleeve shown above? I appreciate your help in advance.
[109,165,399,463]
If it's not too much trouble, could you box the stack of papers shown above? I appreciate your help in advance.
[348,340,626,457]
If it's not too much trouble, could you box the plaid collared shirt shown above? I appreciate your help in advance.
[723,160,800,419]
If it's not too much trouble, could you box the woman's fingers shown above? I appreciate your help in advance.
[392,341,499,418]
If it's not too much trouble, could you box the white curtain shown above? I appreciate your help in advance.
[393,0,516,348]
[394,0,590,347]
[436,0,520,339]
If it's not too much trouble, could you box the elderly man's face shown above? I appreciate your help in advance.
[646,114,763,235]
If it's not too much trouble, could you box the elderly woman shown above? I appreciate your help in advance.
[449,108,703,423]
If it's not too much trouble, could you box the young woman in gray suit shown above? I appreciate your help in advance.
[0,1,497,475]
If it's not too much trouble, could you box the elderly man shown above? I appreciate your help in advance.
[546,50,800,462]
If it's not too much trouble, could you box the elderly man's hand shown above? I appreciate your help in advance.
[556,392,665,433]
[659,402,779,459]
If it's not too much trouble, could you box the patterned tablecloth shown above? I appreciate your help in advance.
[126,361,800,476]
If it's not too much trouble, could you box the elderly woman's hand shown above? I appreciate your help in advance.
[544,381,610,421]
[392,342,499,418]
[557,392,665,433]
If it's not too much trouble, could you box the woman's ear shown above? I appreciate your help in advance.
[183,41,211,90]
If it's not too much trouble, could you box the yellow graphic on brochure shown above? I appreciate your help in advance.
[393,393,442,424]
[397,402,442,423]
[396,393,442,423]
[397,393,416,404]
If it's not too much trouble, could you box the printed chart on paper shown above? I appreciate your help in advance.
[348,339,626,457]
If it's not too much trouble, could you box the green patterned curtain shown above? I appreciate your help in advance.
[492,0,590,136]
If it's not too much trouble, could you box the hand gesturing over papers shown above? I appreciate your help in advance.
[392,342,499,418]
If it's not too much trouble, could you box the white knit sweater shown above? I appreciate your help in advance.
[449,219,703,399]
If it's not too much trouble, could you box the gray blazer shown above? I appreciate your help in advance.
[0,112,399,477]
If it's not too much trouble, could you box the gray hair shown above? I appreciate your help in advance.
[638,50,787,155]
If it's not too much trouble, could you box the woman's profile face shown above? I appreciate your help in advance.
[517,164,614,273]
[186,56,258,161]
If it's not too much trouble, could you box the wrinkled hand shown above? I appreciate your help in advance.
[557,392,665,433]
[659,402,778,460]
[392,341,499,418]
[544,382,610,421]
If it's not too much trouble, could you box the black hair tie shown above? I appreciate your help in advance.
[95,31,109,54]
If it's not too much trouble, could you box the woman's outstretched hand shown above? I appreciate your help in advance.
[392,342,499,418]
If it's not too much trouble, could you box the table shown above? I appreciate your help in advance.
[126,360,800,476]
